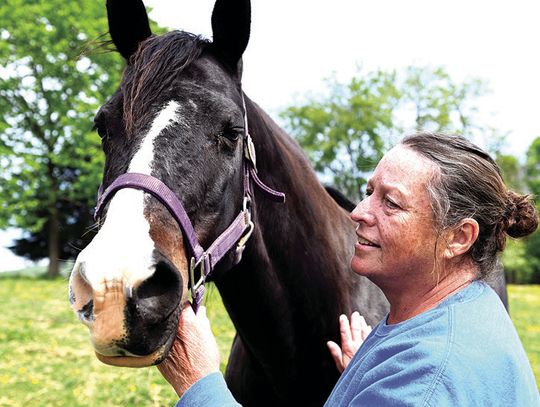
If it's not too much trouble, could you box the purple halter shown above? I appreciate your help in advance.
[94,95,285,312]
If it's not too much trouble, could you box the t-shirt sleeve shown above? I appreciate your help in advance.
[175,372,241,407]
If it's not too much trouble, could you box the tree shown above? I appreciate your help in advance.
[280,68,400,201]
[0,1,125,276]
[525,137,540,197]
[523,136,540,283]
[401,66,487,135]
[495,151,534,283]
[280,66,489,201]
[496,153,526,193]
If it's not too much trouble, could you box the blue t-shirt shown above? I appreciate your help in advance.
[177,281,539,406]
[325,281,539,406]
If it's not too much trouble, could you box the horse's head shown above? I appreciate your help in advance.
[69,0,252,367]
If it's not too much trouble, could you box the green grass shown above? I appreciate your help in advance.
[0,277,234,406]
[508,285,540,386]
[0,277,537,406]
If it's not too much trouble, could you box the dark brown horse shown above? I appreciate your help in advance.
[68,1,506,406]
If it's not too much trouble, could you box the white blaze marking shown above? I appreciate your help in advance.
[129,101,179,174]
[74,101,180,291]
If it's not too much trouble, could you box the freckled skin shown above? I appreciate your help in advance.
[351,145,439,295]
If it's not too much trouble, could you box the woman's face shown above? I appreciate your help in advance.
[351,145,441,289]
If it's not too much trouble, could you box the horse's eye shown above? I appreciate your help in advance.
[95,125,107,139]
[93,114,108,139]
[222,130,241,142]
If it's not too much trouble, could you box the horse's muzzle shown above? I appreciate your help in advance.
[69,259,183,367]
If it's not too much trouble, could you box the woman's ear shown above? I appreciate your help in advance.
[443,218,479,259]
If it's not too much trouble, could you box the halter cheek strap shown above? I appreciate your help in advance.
[94,94,285,312]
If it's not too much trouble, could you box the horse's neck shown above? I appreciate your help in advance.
[218,98,357,345]
[215,100,388,402]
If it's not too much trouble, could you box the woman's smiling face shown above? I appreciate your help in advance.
[350,145,441,289]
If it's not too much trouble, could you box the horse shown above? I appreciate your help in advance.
[68,0,506,405]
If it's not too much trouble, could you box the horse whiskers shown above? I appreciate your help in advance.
[82,221,102,238]
[68,243,84,253]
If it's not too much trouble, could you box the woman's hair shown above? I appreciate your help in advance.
[402,132,538,280]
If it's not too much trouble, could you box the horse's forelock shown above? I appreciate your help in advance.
[121,31,210,135]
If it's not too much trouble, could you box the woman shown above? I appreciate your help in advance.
[158,133,539,406]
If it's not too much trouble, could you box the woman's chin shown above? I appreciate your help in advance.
[350,256,370,276]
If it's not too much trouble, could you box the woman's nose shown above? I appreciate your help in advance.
[351,197,375,225]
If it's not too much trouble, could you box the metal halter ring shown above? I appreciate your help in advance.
[189,254,208,299]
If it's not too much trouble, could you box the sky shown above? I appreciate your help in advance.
[1,0,539,271]
[143,0,540,156]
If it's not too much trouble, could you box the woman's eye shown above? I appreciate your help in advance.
[384,197,400,209]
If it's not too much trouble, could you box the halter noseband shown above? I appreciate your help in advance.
[94,95,285,312]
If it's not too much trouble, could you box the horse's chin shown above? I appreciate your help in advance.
[94,329,177,368]
[95,349,165,367]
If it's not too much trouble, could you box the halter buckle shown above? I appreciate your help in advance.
[238,220,254,249]
[189,254,207,299]
[235,197,254,262]
[244,133,257,172]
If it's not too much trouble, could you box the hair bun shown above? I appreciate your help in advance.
[505,191,539,238]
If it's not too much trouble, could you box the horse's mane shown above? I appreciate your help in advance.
[122,31,210,134]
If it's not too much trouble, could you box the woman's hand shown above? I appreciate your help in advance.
[326,311,372,373]
[157,304,221,397]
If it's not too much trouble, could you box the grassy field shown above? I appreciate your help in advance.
[0,276,538,406]
[507,285,540,386]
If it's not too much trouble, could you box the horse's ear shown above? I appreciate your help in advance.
[211,0,251,72]
[106,0,152,61]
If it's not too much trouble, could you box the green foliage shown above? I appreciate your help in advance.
[496,153,526,193]
[0,277,235,406]
[0,0,126,273]
[524,231,540,284]
[402,66,487,134]
[280,66,489,200]
[502,239,537,284]
[526,137,540,197]
[496,139,540,284]
[523,137,540,283]
[280,68,399,200]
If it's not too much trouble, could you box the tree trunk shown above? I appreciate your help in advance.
[47,204,60,278]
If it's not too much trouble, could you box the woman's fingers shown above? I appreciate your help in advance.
[326,341,345,373]
[156,303,221,397]
[358,315,372,341]
[339,314,352,345]
[350,311,362,343]
[328,312,372,374]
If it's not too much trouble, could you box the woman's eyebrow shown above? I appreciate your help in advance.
[378,180,410,201]
[367,177,408,198]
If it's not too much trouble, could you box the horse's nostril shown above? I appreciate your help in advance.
[133,261,182,325]
[137,261,180,300]
[69,261,93,312]
[80,300,94,322]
